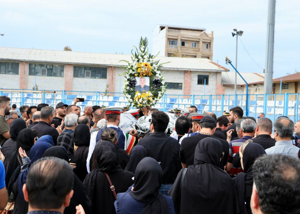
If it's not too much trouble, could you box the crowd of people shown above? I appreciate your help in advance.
[0,95,300,214]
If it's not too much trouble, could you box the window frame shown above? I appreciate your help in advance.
[181,41,186,47]
[166,82,183,90]
[197,75,209,85]
[73,66,107,79]
[191,42,197,48]
[0,61,19,75]
[206,43,209,49]
[282,83,289,89]
[29,63,64,77]
[169,40,178,46]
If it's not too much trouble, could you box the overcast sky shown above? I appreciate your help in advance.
[0,0,299,78]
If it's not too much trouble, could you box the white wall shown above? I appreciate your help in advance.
[72,77,108,92]
[114,67,126,94]
[191,72,217,95]
[224,85,244,94]
[152,26,166,57]
[162,70,184,95]
[0,74,20,89]
[27,76,64,90]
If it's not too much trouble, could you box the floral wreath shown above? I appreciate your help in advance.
[121,37,168,108]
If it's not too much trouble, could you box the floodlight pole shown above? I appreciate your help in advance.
[234,34,238,95]
[264,0,276,95]
[226,57,249,116]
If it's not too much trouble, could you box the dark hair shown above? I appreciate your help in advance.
[274,117,294,138]
[199,116,216,129]
[106,114,119,123]
[253,154,300,214]
[27,106,37,117]
[152,111,169,132]
[189,105,198,112]
[40,106,55,119]
[230,106,243,119]
[0,96,10,106]
[257,118,272,133]
[20,105,29,113]
[92,105,101,112]
[12,104,17,108]
[26,157,74,209]
[175,116,190,135]
[37,103,49,111]
[217,116,229,127]
[78,116,89,125]
[101,128,118,143]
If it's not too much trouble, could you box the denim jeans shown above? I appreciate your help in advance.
[159,184,173,196]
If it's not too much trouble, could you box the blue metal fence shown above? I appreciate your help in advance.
[0,89,299,123]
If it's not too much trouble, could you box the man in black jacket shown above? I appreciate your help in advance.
[253,117,275,149]
[138,111,181,194]
[180,116,229,169]
[214,116,229,140]
[31,106,59,145]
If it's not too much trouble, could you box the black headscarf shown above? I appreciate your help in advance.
[194,137,223,166]
[170,137,239,214]
[84,141,134,214]
[10,119,26,141]
[5,127,35,185]
[74,124,90,147]
[91,141,122,173]
[242,142,266,175]
[124,145,148,174]
[234,143,266,214]
[130,157,162,202]
[43,146,69,162]
[42,146,92,214]
[128,157,168,214]
[17,129,35,154]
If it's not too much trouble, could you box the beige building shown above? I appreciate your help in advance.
[152,25,214,60]
[0,47,228,97]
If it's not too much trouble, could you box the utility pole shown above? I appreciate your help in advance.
[264,0,276,95]
[232,29,243,94]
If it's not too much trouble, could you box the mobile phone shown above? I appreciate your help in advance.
[78,98,85,102]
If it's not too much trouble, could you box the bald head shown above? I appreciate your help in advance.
[32,111,41,122]
[257,118,273,134]
[78,116,89,127]
[274,117,294,140]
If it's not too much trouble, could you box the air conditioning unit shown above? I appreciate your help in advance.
[85,70,91,78]
[41,68,47,76]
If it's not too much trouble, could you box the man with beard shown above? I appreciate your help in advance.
[52,102,68,128]
[227,106,243,140]
[0,96,11,146]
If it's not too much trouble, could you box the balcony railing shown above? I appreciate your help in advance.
[168,45,178,49]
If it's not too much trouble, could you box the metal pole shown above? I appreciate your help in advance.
[264,0,276,95]
[204,79,206,96]
[234,35,238,94]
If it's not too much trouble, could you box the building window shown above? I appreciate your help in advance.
[166,82,183,90]
[169,40,177,46]
[197,75,209,85]
[29,64,64,77]
[282,83,289,89]
[191,42,197,48]
[74,66,107,79]
[0,62,19,75]
[206,43,209,49]
[181,41,185,46]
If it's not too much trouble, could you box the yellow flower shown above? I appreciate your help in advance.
[135,74,138,76]
[137,63,141,68]
[137,68,141,73]
[144,63,150,68]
